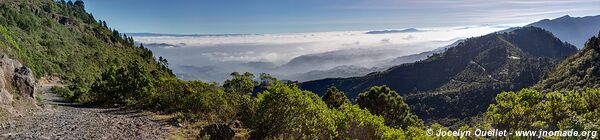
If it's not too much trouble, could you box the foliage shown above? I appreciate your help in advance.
[248,82,426,139]
[50,86,73,100]
[334,103,407,139]
[148,78,243,122]
[250,82,337,139]
[222,72,257,94]
[50,85,90,103]
[91,61,155,106]
[357,85,424,129]
[322,86,350,108]
[0,0,172,87]
[486,88,600,132]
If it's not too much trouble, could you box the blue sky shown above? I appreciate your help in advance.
[82,0,600,34]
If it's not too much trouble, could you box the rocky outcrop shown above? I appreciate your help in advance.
[202,123,235,140]
[0,55,38,115]
[12,66,36,98]
[50,14,73,26]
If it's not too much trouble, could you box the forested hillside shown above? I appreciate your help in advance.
[485,33,600,133]
[301,27,577,124]
[536,31,600,92]
[0,0,172,87]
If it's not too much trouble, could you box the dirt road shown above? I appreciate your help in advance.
[0,84,170,139]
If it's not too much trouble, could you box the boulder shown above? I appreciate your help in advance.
[0,55,38,116]
[202,123,234,140]
[12,66,36,98]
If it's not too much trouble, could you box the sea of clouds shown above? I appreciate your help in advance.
[132,25,509,82]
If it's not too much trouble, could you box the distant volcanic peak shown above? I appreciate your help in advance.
[556,15,572,19]
[365,28,423,34]
[401,28,420,32]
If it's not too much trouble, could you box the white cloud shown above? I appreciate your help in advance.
[134,25,508,82]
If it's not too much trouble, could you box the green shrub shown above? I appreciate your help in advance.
[148,77,253,123]
[222,72,257,94]
[486,88,545,130]
[334,103,405,139]
[322,86,350,108]
[50,84,92,104]
[71,86,91,103]
[51,86,73,100]
[382,127,407,140]
[250,82,337,139]
[356,85,424,129]
[91,61,155,106]
[486,88,600,132]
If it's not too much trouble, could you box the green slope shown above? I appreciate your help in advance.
[484,32,600,133]
[0,0,171,85]
[536,31,600,91]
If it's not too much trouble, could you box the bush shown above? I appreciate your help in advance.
[147,78,199,112]
[71,86,91,103]
[250,82,337,139]
[222,72,257,94]
[51,86,73,100]
[322,86,350,108]
[356,85,424,129]
[486,88,600,132]
[91,61,155,106]
[486,88,544,130]
[50,84,92,104]
[334,103,405,139]
[148,78,240,122]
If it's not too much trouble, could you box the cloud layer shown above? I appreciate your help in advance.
[134,25,508,82]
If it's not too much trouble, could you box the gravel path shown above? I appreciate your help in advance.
[0,85,170,140]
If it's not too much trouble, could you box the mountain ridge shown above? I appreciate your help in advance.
[300,27,577,124]
[526,14,600,48]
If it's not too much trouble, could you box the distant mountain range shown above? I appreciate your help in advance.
[365,28,423,34]
[280,39,465,82]
[525,15,600,48]
[384,39,464,68]
[282,65,384,82]
[300,27,577,124]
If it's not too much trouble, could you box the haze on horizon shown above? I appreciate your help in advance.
[82,0,600,34]
[77,0,600,82]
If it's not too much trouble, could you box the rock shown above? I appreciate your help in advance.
[12,66,36,98]
[0,55,38,115]
[50,14,74,26]
[202,124,234,140]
